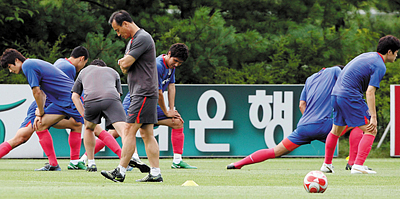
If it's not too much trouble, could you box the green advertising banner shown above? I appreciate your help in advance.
[49,84,336,158]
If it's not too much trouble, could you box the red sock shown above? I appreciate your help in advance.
[324,133,339,164]
[98,130,121,158]
[68,132,82,160]
[171,128,184,154]
[354,134,375,166]
[0,142,12,158]
[348,127,363,165]
[36,130,58,166]
[234,148,275,169]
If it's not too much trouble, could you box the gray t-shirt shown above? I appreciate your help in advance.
[125,29,158,98]
[72,65,123,102]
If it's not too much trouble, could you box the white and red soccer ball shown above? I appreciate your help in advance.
[303,170,328,193]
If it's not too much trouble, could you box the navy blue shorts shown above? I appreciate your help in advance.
[286,119,332,145]
[45,103,84,124]
[332,96,370,127]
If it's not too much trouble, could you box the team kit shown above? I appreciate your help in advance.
[0,9,399,184]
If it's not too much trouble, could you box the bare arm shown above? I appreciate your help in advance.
[71,92,85,117]
[365,85,377,134]
[299,100,306,114]
[32,87,46,116]
[118,55,136,74]
[167,83,176,111]
[158,89,177,118]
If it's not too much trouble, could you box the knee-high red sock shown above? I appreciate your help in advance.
[234,148,275,169]
[0,142,12,158]
[98,130,121,158]
[171,128,184,154]
[68,132,82,160]
[324,133,339,164]
[354,134,375,166]
[36,130,58,166]
[348,127,363,165]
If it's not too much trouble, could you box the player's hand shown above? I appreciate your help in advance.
[33,116,42,130]
[366,117,377,133]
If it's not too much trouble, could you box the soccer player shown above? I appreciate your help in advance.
[0,48,86,171]
[71,59,126,172]
[321,35,400,174]
[101,10,162,182]
[227,65,344,169]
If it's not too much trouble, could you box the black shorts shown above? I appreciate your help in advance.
[84,99,126,125]
[126,96,157,124]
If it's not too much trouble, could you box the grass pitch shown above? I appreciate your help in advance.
[0,158,399,198]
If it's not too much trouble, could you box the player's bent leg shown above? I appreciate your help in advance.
[0,126,35,158]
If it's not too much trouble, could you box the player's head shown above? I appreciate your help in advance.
[1,48,26,74]
[165,43,189,69]
[70,46,89,72]
[90,59,107,67]
[377,35,400,62]
[109,10,134,39]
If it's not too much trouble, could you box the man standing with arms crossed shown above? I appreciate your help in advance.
[321,35,400,174]
[101,10,162,182]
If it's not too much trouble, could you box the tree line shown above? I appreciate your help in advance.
[1,0,400,140]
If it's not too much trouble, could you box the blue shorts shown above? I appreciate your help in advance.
[19,102,37,128]
[332,96,370,127]
[286,119,332,145]
[44,103,84,124]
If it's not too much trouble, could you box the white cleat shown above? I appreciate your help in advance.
[351,164,377,174]
[320,163,335,173]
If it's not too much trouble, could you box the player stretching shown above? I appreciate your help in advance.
[227,65,344,169]
[321,35,400,174]
[101,10,162,182]
[72,59,126,172]
[0,48,85,171]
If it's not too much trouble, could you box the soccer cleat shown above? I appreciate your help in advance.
[320,163,335,173]
[136,174,163,182]
[35,164,61,171]
[226,163,238,169]
[127,165,134,171]
[68,161,87,170]
[86,164,97,172]
[171,161,197,169]
[101,167,125,182]
[351,164,377,174]
[129,157,150,173]
[345,163,373,171]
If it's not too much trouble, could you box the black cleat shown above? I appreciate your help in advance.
[227,163,238,169]
[86,164,97,172]
[136,174,163,182]
[35,164,61,171]
[346,163,373,170]
[129,157,150,173]
[101,167,125,182]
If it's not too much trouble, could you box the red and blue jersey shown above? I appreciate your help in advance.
[298,66,341,126]
[157,54,175,92]
[22,59,74,108]
[332,52,386,98]
[53,58,77,80]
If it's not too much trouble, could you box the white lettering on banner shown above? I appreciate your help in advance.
[248,91,293,149]
[189,90,233,152]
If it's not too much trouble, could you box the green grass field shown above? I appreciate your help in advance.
[1,158,399,198]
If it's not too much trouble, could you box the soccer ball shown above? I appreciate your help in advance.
[303,170,328,193]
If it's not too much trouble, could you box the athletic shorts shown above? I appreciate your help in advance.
[19,102,37,128]
[331,96,370,127]
[84,99,126,125]
[44,103,84,124]
[126,96,158,124]
[286,118,333,145]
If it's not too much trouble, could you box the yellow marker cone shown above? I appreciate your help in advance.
[182,180,199,186]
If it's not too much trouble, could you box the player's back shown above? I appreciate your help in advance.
[22,59,74,107]
[332,52,386,98]
[75,65,122,102]
[54,58,76,80]
[298,66,341,126]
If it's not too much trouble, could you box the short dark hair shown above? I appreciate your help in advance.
[70,46,89,60]
[90,59,107,67]
[377,35,400,55]
[0,48,26,69]
[108,10,133,26]
[169,43,189,62]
